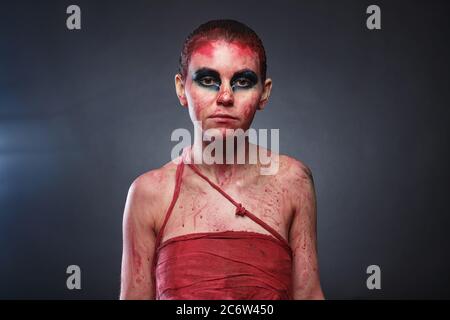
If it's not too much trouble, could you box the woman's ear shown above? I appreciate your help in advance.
[175,74,188,107]
[258,78,272,110]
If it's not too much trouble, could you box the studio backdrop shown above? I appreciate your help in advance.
[0,0,449,299]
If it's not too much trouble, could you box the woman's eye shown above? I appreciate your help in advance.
[234,78,250,87]
[200,77,216,86]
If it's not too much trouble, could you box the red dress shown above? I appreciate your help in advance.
[151,156,293,300]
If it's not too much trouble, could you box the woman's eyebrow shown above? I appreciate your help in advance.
[230,69,259,84]
[192,68,221,80]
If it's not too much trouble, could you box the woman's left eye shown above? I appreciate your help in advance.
[234,78,250,87]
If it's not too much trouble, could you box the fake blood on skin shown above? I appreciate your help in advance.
[187,39,262,131]
[192,38,258,59]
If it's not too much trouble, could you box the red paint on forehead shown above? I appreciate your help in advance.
[192,39,258,59]
[229,40,258,57]
[193,39,216,57]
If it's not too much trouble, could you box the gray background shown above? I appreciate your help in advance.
[1,0,449,299]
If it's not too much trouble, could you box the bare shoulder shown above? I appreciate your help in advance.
[255,144,313,181]
[125,158,180,228]
[278,154,314,185]
[254,144,312,181]
[130,160,178,198]
[272,153,316,213]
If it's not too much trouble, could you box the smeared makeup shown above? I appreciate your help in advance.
[230,69,258,91]
[184,39,265,135]
[192,67,258,92]
[192,68,221,91]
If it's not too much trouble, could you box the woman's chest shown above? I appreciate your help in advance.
[158,177,294,243]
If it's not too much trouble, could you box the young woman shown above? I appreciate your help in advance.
[120,19,324,300]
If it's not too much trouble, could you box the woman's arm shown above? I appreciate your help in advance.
[288,161,324,300]
[120,174,160,300]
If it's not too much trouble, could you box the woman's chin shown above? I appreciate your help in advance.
[202,126,247,140]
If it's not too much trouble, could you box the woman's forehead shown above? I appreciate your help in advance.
[188,39,260,76]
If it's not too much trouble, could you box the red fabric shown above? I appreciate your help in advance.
[151,150,293,300]
[155,231,292,300]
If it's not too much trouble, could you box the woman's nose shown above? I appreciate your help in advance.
[216,84,234,107]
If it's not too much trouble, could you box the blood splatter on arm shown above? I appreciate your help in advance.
[120,169,171,300]
[287,159,324,300]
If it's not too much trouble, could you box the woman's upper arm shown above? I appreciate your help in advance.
[120,174,159,300]
[288,161,324,300]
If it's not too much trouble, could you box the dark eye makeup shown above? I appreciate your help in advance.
[230,70,258,90]
[192,68,259,91]
[192,68,221,91]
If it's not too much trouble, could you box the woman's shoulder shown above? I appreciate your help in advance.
[256,145,313,181]
[275,153,316,209]
[257,149,315,201]
[278,154,313,180]
[127,158,180,206]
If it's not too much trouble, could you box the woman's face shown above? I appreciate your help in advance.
[176,39,271,138]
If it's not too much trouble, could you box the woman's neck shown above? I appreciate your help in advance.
[188,135,257,186]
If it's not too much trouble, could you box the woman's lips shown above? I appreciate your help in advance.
[208,114,238,121]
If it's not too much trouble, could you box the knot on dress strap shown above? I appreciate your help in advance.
[235,203,247,216]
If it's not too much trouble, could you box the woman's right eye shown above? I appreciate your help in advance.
[200,77,216,86]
